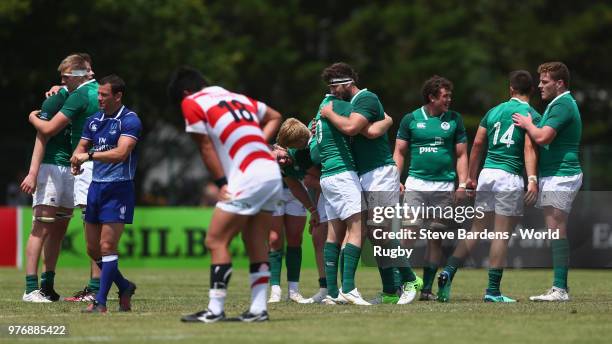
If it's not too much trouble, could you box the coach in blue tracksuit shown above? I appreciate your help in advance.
[70,74,141,313]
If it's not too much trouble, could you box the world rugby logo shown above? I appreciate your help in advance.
[441,122,450,130]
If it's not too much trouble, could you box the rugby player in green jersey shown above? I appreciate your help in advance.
[437,71,540,302]
[320,63,421,305]
[277,108,392,305]
[267,120,320,303]
[393,76,468,302]
[28,54,101,302]
[21,87,73,302]
[513,62,582,302]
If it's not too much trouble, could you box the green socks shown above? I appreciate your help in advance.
[486,268,503,296]
[286,246,302,283]
[324,242,341,298]
[25,275,38,294]
[552,239,569,290]
[422,262,438,292]
[443,255,464,280]
[318,277,327,288]
[341,243,361,293]
[87,277,100,292]
[339,247,345,285]
[268,250,284,286]
[40,271,55,291]
[378,267,396,294]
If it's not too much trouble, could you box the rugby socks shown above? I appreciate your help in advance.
[393,268,402,290]
[25,275,38,294]
[443,255,465,280]
[398,266,417,284]
[95,257,128,293]
[286,246,302,291]
[341,243,361,293]
[95,255,129,306]
[208,263,232,315]
[552,239,569,290]
[339,246,345,285]
[486,268,503,296]
[323,242,340,298]
[318,277,327,288]
[422,262,439,292]
[40,271,55,291]
[88,278,101,292]
[249,262,270,315]
[378,267,396,294]
[268,250,283,286]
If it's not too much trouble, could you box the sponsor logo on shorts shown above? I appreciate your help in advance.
[226,200,252,209]
[119,205,126,219]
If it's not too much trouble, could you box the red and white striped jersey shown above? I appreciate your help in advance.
[182,86,276,181]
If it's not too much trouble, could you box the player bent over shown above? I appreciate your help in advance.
[71,75,140,313]
[169,67,283,322]
[437,70,540,302]
[268,124,320,303]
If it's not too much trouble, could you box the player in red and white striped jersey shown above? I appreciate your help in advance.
[169,67,283,323]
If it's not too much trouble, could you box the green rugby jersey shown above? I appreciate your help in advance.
[60,79,99,150]
[282,148,314,181]
[538,91,582,177]
[480,98,542,175]
[350,89,395,175]
[397,106,467,182]
[315,95,356,178]
[39,88,72,166]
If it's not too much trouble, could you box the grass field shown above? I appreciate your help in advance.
[1,267,611,343]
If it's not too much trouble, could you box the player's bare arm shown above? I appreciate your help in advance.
[285,176,319,228]
[260,105,283,142]
[20,133,48,194]
[74,136,137,164]
[393,139,409,191]
[319,102,369,136]
[455,142,469,201]
[523,133,539,206]
[360,113,393,139]
[467,126,487,187]
[70,138,91,175]
[512,112,557,145]
[189,133,229,200]
[29,109,71,137]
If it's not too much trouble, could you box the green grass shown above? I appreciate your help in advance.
[1,268,611,343]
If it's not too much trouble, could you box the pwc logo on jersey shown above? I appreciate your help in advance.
[90,122,98,132]
[441,122,450,130]
[420,146,438,154]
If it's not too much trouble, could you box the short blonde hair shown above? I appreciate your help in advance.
[277,118,311,149]
[57,54,89,74]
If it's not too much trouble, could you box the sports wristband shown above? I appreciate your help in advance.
[214,177,228,188]
[458,182,467,189]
